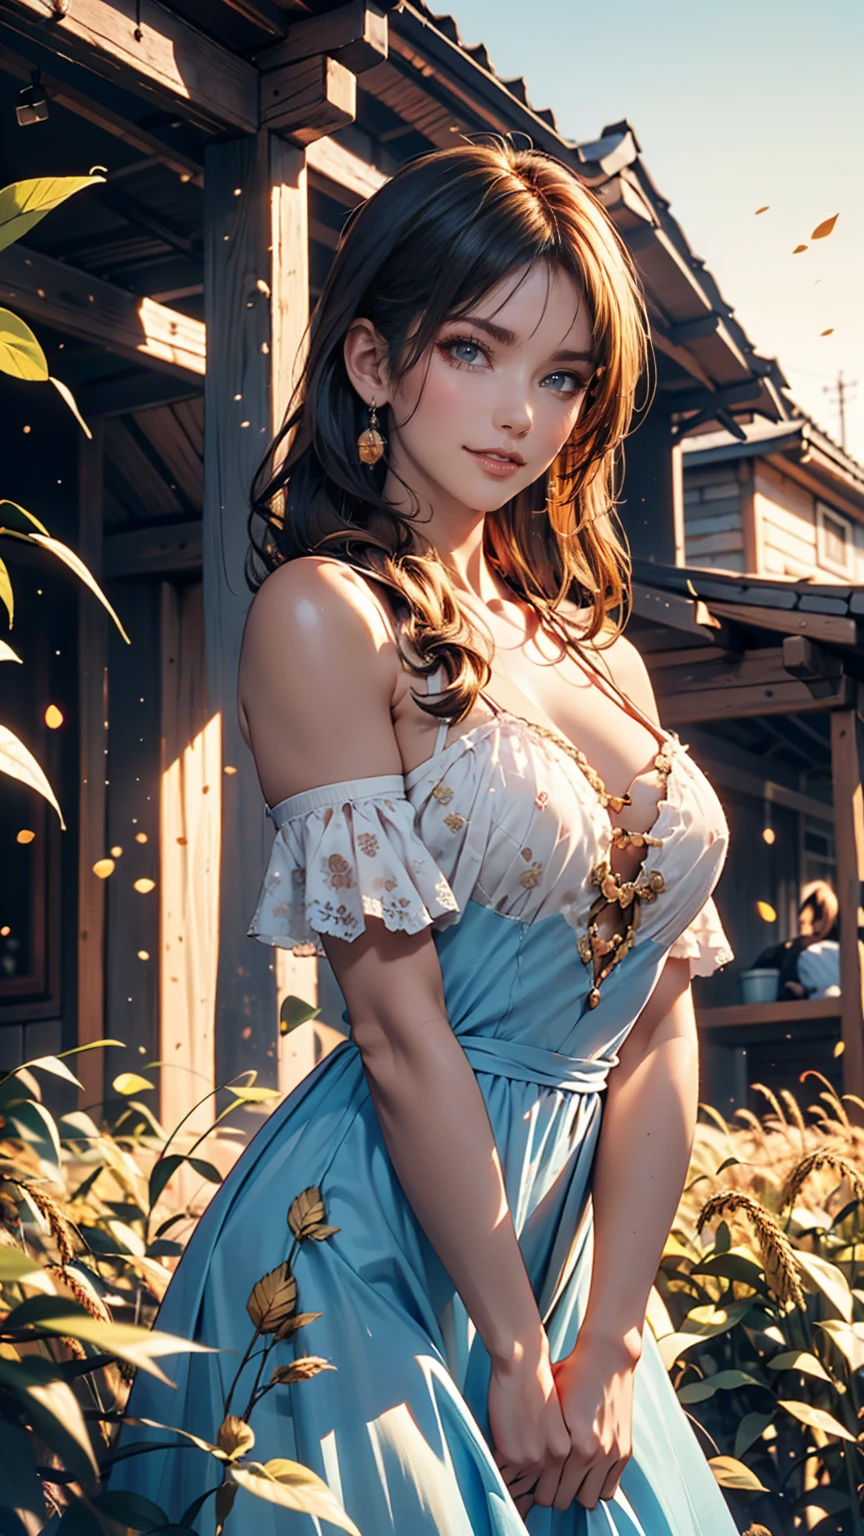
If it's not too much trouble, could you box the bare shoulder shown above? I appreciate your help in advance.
[597,630,661,727]
[238,557,402,804]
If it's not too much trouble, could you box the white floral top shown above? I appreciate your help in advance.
[247,695,733,986]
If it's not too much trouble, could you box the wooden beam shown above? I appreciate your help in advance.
[258,1,387,75]
[103,519,202,578]
[699,998,841,1029]
[704,598,858,649]
[653,646,853,724]
[0,41,204,184]
[739,457,760,575]
[306,133,388,202]
[830,709,864,1096]
[0,244,205,379]
[0,0,258,133]
[203,131,309,1088]
[77,424,107,1108]
[259,52,355,144]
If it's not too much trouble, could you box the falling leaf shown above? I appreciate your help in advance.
[93,858,115,879]
[792,244,808,254]
[756,901,777,923]
[685,578,698,598]
[762,828,776,845]
[224,764,238,775]
[111,845,123,857]
[820,328,834,337]
[134,878,156,894]
[16,829,35,844]
[811,214,838,240]
[754,206,769,215]
[834,1041,845,1058]
[45,704,63,729]
[137,950,150,961]
[135,832,148,844]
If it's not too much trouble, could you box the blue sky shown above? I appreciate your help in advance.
[445,0,864,460]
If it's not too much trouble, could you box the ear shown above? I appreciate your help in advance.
[343,318,392,406]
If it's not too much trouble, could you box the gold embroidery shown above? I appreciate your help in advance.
[443,812,465,832]
[325,853,353,891]
[432,783,454,805]
[356,833,379,857]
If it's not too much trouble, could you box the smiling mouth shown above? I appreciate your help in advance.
[466,448,525,465]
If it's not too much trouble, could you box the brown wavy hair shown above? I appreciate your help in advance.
[247,138,651,726]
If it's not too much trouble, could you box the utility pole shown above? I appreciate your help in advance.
[823,370,858,452]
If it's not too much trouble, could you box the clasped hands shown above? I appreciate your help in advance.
[489,1326,640,1522]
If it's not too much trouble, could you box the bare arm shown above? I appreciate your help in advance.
[240,559,570,1485]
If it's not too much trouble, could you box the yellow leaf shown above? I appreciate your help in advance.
[0,308,48,381]
[0,175,105,255]
[834,1040,845,1058]
[93,859,115,880]
[778,1399,855,1441]
[48,376,92,440]
[112,1072,154,1096]
[756,901,776,923]
[270,1355,336,1384]
[288,1186,325,1241]
[811,214,839,240]
[16,829,35,844]
[792,244,808,254]
[0,499,50,536]
[229,1461,361,1536]
[246,1263,297,1335]
[134,878,156,894]
[45,704,63,729]
[0,557,12,627]
[0,640,21,664]
[217,1415,255,1459]
[709,1456,768,1491]
[24,532,131,644]
[755,206,769,215]
[0,722,65,828]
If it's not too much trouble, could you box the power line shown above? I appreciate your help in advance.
[823,370,859,452]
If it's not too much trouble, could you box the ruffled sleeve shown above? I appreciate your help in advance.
[247,773,460,956]
[669,897,734,978]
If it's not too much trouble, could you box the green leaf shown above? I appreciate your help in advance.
[0,722,65,828]
[149,1154,185,1209]
[678,1369,763,1404]
[734,1411,775,1461]
[0,1421,42,1514]
[4,1297,218,1384]
[0,176,105,253]
[188,1158,221,1184]
[93,1489,170,1531]
[778,1399,856,1441]
[229,1085,282,1103]
[280,994,321,1036]
[767,1349,832,1382]
[113,1072,154,1096]
[0,1355,99,1490]
[0,309,48,381]
[229,1460,362,1534]
[816,1319,864,1373]
[26,532,131,644]
[690,1252,765,1288]
[708,1456,769,1492]
[59,1110,102,1143]
[657,1299,753,1369]
[0,1248,55,1286]
[0,499,49,537]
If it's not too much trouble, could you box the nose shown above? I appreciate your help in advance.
[493,384,533,436]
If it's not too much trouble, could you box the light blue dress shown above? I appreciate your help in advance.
[116,658,738,1534]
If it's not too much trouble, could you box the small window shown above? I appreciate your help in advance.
[816,502,852,577]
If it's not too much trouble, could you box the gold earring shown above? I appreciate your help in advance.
[357,399,385,465]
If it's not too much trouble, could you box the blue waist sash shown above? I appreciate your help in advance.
[457,1033,614,1094]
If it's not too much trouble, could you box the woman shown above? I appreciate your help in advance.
[752,881,839,1000]
[120,141,736,1532]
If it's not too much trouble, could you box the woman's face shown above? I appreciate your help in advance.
[383,261,595,516]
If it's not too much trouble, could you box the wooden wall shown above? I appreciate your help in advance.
[683,465,743,571]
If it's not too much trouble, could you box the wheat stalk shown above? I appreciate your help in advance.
[18,1181,78,1272]
[779,1089,807,1137]
[46,1263,112,1323]
[697,1190,805,1309]
[781,1149,864,1214]
[751,1083,787,1127]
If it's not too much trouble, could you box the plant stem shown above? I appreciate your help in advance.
[222,1327,262,1420]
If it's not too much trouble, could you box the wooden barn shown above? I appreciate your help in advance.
[0,0,859,1127]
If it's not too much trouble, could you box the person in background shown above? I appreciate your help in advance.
[752,881,840,1000]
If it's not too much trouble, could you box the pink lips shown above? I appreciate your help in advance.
[466,448,525,478]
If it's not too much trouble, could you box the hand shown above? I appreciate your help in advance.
[488,1334,572,1522]
[548,1328,641,1511]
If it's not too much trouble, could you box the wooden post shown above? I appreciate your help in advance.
[830,708,864,1096]
[77,424,107,1108]
[622,408,678,565]
[203,132,309,1089]
[739,457,760,575]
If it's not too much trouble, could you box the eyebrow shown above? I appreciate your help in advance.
[447,313,595,367]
